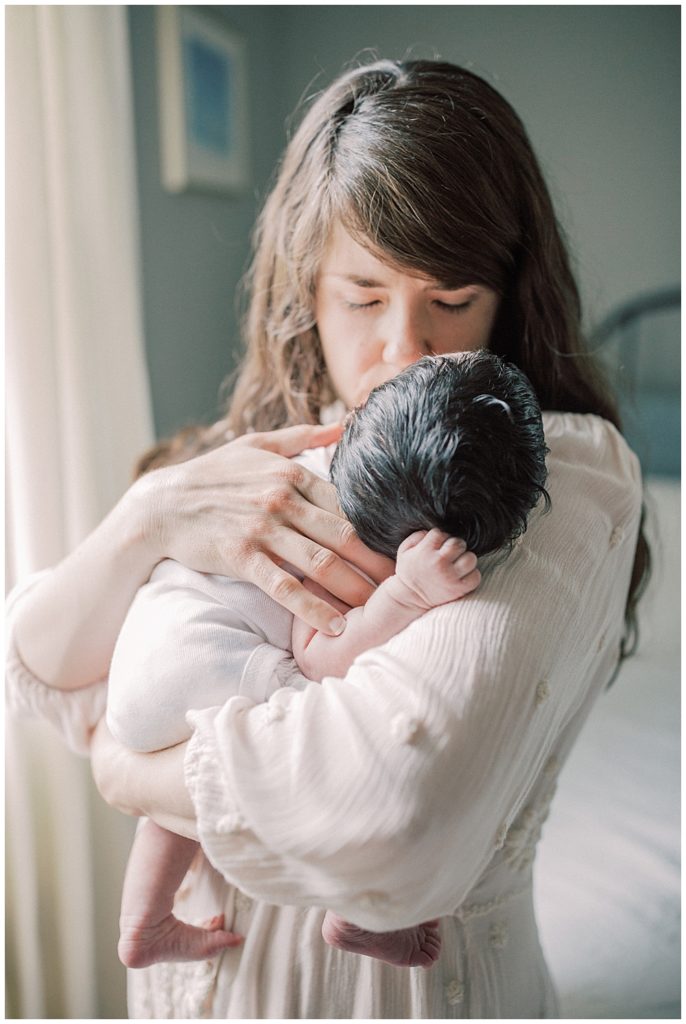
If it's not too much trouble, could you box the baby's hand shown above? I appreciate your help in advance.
[394,529,480,611]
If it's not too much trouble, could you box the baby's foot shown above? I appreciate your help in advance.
[119,912,242,969]
[322,911,441,969]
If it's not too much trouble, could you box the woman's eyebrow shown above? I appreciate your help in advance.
[433,280,477,291]
[331,273,384,287]
[328,272,478,294]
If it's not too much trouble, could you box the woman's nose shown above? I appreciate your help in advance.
[380,305,430,367]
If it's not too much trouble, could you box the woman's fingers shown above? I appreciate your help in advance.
[291,465,345,518]
[238,426,394,585]
[270,525,377,608]
[146,423,396,624]
[246,553,348,635]
[239,422,344,459]
[285,488,395,586]
[300,577,354,616]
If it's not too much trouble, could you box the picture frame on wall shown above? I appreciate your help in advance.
[156,6,249,194]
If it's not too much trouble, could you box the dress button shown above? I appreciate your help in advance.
[216,812,246,834]
[489,921,509,949]
[235,890,253,914]
[610,526,624,548]
[358,891,388,910]
[264,702,286,724]
[446,979,465,1005]
[390,712,421,744]
[535,680,550,706]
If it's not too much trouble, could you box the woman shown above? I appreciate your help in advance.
[7,59,647,1018]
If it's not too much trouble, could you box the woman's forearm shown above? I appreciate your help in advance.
[91,718,197,840]
[12,475,162,690]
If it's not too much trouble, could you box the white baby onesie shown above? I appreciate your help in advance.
[106,445,332,752]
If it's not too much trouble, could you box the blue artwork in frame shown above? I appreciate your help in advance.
[184,36,232,155]
[157,7,249,194]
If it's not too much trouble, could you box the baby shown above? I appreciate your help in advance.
[107,350,549,971]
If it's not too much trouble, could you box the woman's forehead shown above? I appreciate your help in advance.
[318,222,463,290]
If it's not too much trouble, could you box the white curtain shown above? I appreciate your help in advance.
[6,6,154,1017]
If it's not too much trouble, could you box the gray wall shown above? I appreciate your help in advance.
[130,5,680,440]
[128,6,286,438]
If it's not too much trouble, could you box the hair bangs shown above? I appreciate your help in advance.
[329,96,519,292]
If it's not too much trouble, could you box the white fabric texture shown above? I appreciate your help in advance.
[106,447,330,753]
[5,6,152,1017]
[5,412,643,1018]
[535,476,680,1019]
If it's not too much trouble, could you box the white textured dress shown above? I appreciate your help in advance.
[6,413,643,1019]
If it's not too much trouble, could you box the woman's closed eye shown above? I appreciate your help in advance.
[434,299,473,314]
[344,299,381,310]
[344,299,473,313]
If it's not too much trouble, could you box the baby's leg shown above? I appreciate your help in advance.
[322,910,441,969]
[119,819,243,968]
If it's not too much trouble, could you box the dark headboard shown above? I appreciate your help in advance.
[590,287,681,478]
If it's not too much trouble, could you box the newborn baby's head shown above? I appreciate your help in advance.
[329,351,549,558]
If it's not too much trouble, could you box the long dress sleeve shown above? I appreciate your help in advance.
[184,413,643,931]
[6,573,108,756]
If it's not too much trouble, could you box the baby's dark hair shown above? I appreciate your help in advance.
[329,351,550,558]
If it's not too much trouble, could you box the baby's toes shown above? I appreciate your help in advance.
[418,927,442,966]
[170,920,243,962]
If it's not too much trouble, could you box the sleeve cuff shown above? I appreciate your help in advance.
[240,642,310,699]
[183,704,265,888]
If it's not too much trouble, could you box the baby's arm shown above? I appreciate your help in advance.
[292,529,479,682]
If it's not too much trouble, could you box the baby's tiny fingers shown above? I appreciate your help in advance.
[425,528,452,548]
[397,530,428,554]
[440,537,467,558]
[458,567,481,592]
[455,551,478,576]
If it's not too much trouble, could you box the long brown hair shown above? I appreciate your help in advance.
[140,58,649,656]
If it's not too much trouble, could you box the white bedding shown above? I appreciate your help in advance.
[535,476,681,1018]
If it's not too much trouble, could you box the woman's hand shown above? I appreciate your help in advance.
[139,422,394,634]
[90,717,197,840]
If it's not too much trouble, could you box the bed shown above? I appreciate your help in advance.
[534,290,681,1019]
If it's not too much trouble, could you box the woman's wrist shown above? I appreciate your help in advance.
[122,464,173,566]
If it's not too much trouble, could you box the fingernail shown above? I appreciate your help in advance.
[329,616,347,635]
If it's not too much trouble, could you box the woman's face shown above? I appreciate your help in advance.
[315,222,500,408]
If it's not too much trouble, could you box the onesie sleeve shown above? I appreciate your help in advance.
[184,415,643,930]
[6,573,108,756]
[107,560,294,752]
